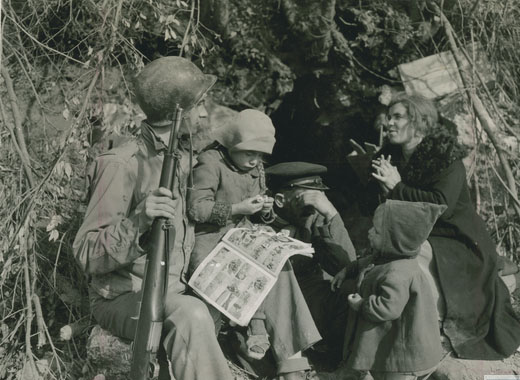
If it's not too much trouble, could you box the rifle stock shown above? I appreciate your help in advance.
[130,105,183,380]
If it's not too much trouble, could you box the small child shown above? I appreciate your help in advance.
[332,200,446,380]
[188,108,276,360]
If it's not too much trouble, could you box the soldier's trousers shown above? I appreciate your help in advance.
[90,289,233,380]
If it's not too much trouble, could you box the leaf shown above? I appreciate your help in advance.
[46,215,63,231]
[64,162,73,179]
[49,230,59,242]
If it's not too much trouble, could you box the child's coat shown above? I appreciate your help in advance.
[344,200,446,374]
[344,256,442,372]
[187,146,270,274]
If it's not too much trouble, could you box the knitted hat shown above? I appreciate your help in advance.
[213,109,276,154]
[376,200,447,258]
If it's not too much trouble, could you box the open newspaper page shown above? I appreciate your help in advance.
[188,227,314,326]
[222,227,314,276]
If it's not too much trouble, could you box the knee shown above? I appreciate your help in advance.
[168,297,214,329]
[188,300,214,326]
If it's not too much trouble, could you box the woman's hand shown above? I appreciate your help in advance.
[372,155,401,191]
[347,293,364,311]
[331,267,347,292]
[232,195,265,216]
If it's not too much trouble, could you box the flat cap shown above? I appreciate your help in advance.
[266,162,329,191]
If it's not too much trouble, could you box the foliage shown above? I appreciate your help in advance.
[0,0,519,379]
[0,0,210,378]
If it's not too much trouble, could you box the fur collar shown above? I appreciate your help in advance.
[381,126,466,187]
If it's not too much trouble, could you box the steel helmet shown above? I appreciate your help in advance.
[134,56,217,124]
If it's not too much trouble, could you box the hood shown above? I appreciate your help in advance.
[378,200,447,258]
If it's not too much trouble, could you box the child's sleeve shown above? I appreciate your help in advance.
[188,153,231,226]
[343,255,373,279]
[360,275,410,322]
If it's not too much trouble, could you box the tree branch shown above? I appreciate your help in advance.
[1,64,36,187]
[435,4,520,219]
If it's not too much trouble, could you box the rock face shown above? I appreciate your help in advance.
[86,325,132,380]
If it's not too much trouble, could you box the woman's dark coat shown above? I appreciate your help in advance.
[370,129,520,360]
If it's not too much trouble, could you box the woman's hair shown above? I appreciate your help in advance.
[388,92,439,137]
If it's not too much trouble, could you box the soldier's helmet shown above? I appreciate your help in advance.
[134,56,217,124]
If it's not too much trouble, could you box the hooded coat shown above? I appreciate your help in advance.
[371,128,520,360]
[344,200,444,373]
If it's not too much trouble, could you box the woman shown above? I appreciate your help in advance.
[370,92,520,360]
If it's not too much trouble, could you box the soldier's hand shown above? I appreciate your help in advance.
[297,191,337,221]
[140,187,178,228]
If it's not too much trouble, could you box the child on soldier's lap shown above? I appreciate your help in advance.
[332,199,446,380]
[187,109,276,360]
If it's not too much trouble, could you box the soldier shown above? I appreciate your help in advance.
[266,162,357,366]
[73,56,233,380]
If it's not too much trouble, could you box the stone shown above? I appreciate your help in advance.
[86,324,261,380]
[431,352,520,380]
[86,325,132,380]
[17,359,50,380]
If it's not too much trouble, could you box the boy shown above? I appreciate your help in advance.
[332,200,446,380]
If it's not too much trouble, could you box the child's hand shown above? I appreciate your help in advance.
[260,196,274,215]
[347,293,363,311]
[331,267,347,292]
[232,196,265,216]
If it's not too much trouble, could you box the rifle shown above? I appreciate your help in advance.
[130,104,183,380]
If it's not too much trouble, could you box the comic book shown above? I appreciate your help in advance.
[188,226,314,326]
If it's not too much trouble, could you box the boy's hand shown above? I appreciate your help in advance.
[331,267,347,292]
[347,293,363,311]
[232,196,265,216]
[260,196,274,215]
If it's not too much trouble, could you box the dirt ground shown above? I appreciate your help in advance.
[228,291,520,380]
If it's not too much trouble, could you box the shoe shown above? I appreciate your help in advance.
[246,333,270,360]
[246,318,270,360]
